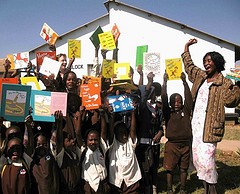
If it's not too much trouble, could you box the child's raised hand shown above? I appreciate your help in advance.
[54,110,63,121]
[181,72,186,82]
[163,72,168,83]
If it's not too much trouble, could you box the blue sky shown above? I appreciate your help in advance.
[0,0,239,58]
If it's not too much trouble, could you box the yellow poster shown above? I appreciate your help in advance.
[165,58,182,80]
[68,39,81,58]
[98,31,116,50]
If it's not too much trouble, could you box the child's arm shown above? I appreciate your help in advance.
[181,72,193,113]
[100,110,108,143]
[108,107,115,146]
[137,64,144,86]
[161,72,171,121]
[54,110,63,155]
[129,110,137,143]
[74,106,84,148]
[24,115,34,157]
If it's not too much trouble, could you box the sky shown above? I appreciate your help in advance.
[0,0,239,58]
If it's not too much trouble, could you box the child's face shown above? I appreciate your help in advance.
[64,136,76,152]
[115,128,128,144]
[87,132,99,151]
[171,95,183,111]
[7,138,22,162]
[35,135,48,157]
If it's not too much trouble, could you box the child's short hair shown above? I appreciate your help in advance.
[170,93,182,106]
[114,121,129,135]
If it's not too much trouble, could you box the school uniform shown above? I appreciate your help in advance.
[81,138,110,194]
[31,153,59,194]
[108,136,142,194]
[1,153,32,194]
[56,146,82,193]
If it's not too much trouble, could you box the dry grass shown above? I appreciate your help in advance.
[224,124,240,140]
[157,144,240,194]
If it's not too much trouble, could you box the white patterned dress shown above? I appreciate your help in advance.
[191,80,218,184]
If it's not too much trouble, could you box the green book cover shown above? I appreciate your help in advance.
[89,26,103,48]
[136,45,148,68]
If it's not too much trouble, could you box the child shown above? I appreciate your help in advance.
[108,110,142,194]
[54,110,83,193]
[30,132,60,194]
[161,72,193,194]
[81,108,110,194]
[1,137,32,194]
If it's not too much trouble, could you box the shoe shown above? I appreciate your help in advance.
[152,185,157,194]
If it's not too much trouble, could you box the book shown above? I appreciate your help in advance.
[68,39,81,58]
[39,57,61,79]
[136,45,148,68]
[7,52,29,70]
[107,94,134,113]
[89,26,103,48]
[102,59,115,78]
[111,23,121,43]
[0,78,19,113]
[98,31,116,50]
[20,76,41,90]
[165,58,182,80]
[40,23,59,45]
[143,52,161,77]
[110,82,138,91]
[50,92,68,116]
[1,84,31,122]
[113,63,131,80]
[30,90,54,122]
[81,82,101,110]
[36,51,56,71]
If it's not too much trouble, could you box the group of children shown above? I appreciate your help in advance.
[2,37,236,194]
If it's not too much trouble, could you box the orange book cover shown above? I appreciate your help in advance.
[81,82,101,110]
[111,23,121,43]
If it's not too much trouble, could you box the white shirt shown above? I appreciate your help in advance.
[81,138,108,192]
[108,136,142,188]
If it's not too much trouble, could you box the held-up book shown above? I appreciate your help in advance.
[113,63,131,80]
[108,94,134,113]
[36,51,56,71]
[98,31,116,50]
[102,59,115,78]
[39,57,61,79]
[111,23,120,43]
[20,76,41,90]
[68,39,81,58]
[40,23,59,45]
[1,84,31,122]
[165,58,182,80]
[89,26,103,48]
[136,45,148,68]
[81,82,101,110]
[143,52,161,77]
[7,52,29,70]
[30,90,54,122]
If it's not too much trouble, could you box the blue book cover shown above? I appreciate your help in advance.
[108,94,134,112]
[1,84,31,122]
[30,90,55,122]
